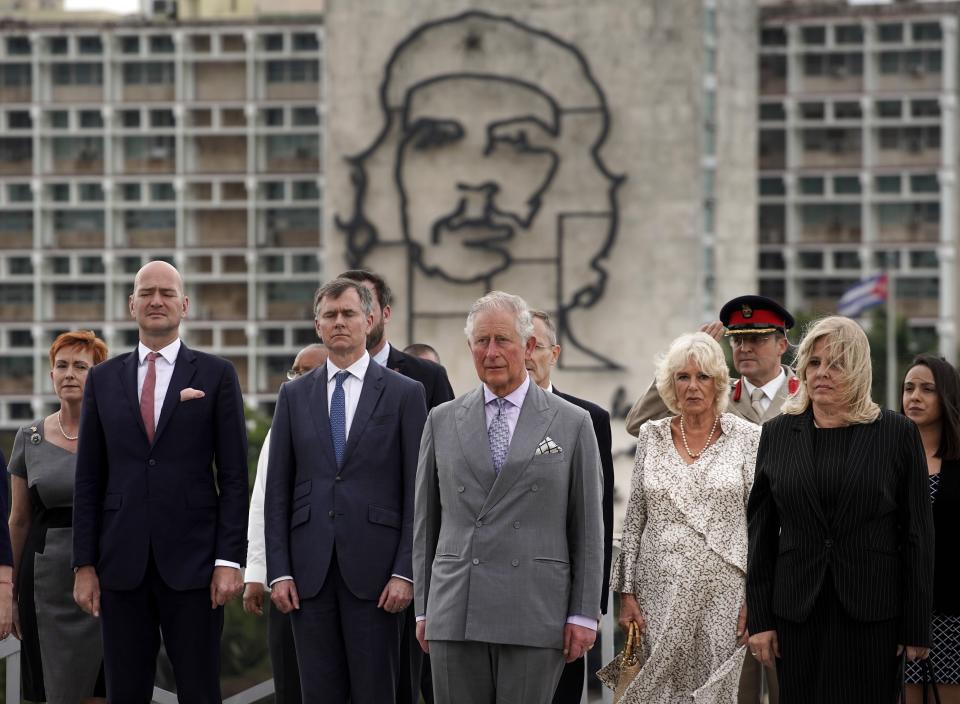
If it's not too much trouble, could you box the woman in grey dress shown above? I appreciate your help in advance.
[8,330,108,704]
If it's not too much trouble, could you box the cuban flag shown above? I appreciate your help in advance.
[837,272,889,318]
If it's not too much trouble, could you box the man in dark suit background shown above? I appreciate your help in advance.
[73,260,248,702]
[527,310,614,704]
[265,278,428,703]
[338,268,454,704]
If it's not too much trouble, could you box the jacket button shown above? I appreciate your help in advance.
[335,475,342,482]
[457,486,465,493]
[148,459,157,466]
[511,559,519,567]
[328,510,335,518]
[824,538,833,548]
[513,521,520,529]
[472,558,479,565]
[531,484,539,492]
[475,519,482,527]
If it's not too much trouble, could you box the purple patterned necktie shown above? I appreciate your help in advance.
[488,398,509,474]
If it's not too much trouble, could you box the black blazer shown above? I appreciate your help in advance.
[553,386,614,614]
[0,450,12,567]
[746,409,934,646]
[386,345,454,411]
[934,458,960,614]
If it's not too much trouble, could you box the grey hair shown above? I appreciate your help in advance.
[313,278,373,317]
[530,310,558,346]
[655,332,730,416]
[464,291,535,343]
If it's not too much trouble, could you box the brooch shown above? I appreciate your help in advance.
[29,426,40,445]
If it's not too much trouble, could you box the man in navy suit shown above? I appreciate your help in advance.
[338,268,454,704]
[526,311,615,704]
[73,260,248,703]
[265,278,428,703]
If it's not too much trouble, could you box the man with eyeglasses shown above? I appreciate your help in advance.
[242,343,327,704]
[624,295,796,704]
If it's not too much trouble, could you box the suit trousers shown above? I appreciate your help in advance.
[551,656,584,704]
[289,553,401,704]
[738,649,779,704]
[99,552,223,704]
[430,639,565,704]
[397,604,432,704]
[775,579,900,704]
[268,599,302,704]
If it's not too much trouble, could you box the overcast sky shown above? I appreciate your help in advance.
[64,0,139,13]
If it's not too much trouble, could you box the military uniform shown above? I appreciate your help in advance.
[623,295,796,704]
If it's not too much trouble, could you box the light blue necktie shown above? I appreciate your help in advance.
[330,370,349,468]
[488,398,510,474]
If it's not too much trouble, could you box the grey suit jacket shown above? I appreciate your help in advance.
[625,364,798,435]
[413,381,604,650]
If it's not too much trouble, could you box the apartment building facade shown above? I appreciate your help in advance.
[758,2,958,362]
[0,17,324,431]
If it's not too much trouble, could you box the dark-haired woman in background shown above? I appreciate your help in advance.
[902,354,960,703]
[8,330,108,704]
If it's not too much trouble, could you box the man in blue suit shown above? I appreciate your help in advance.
[73,260,248,703]
[265,277,428,703]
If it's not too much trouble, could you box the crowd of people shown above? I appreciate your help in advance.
[0,259,954,704]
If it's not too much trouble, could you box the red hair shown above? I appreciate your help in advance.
[48,330,108,368]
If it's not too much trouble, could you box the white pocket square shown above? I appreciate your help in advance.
[180,388,205,402]
[535,437,563,455]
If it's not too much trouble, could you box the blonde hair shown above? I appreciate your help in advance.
[782,315,880,424]
[655,332,730,416]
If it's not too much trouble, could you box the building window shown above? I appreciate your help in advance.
[899,278,939,298]
[801,26,826,45]
[799,176,825,195]
[150,182,176,201]
[875,100,902,119]
[912,22,942,42]
[78,183,104,202]
[909,250,938,268]
[835,25,863,45]
[292,33,319,51]
[834,176,861,195]
[9,329,33,346]
[292,107,319,126]
[798,252,824,269]
[875,175,901,194]
[79,256,105,274]
[0,64,31,87]
[124,210,175,231]
[799,101,825,120]
[834,101,862,120]
[79,110,104,129]
[149,109,175,127]
[5,37,31,55]
[265,60,319,83]
[910,174,939,193]
[121,183,142,201]
[291,254,319,273]
[51,63,103,86]
[291,181,319,201]
[8,110,32,129]
[123,62,174,85]
[48,36,68,55]
[759,251,785,270]
[803,55,824,77]
[833,251,861,269]
[877,23,904,43]
[263,33,283,51]
[911,99,940,118]
[7,184,32,202]
[760,27,787,46]
[78,36,103,55]
[119,36,140,54]
[0,211,33,232]
[759,279,786,301]
[264,108,284,126]
[120,110,141,128]
[0,137,32,163]
[49,183,70,202]
[878,51,901,75]
[8,258,33,275]
[262,182,284,200]
[54,210,104,232]
[149,35,175,54]
[53,284,104,303]
[758,177,785,196]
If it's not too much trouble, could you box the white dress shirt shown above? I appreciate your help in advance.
[740,367,786,414]
[138,338,239,571]
[371,341,391,367]
[244,429,272,587]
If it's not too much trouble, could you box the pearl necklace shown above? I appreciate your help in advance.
[57,411,78,441]
[679,414,719,458]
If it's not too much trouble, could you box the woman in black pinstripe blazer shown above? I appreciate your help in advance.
[746,316,934,704]
[902,354,960,703]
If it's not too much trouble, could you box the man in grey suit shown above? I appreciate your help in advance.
[413,291,604,704]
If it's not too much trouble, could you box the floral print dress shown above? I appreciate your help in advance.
[609,414,760,703]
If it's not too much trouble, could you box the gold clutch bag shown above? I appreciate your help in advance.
[596,621,646,702]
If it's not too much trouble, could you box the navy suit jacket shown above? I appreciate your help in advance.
[553,387,614,614]
[386,345,454,410]
[264,360,427,601]
[73,344,249,592]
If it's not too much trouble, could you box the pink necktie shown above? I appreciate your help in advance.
[140,352,158,444]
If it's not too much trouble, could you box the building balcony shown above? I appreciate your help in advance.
[0,374,31,394]
[122,157,176,174]
[52,302,104,321]
[192,284,247,320]
[0,86,31,103]
[0,303,33,321]
[122,84,175,102]
[194,63,246,101]
[191,210,248,247]
[0,159,31,176]
[0,231,33,248]
[874,147,939,168]
[51,86,103,103]
[799,74,863,94]
[264,228,319,247]
[124,229,176,248]
[898,297,939,318]
[264,155,320,173]
[193,136,246,173]
[264,301,314,320]
[264,83,318,101]
[55,230,105,248]
[51,158,104,176]
[876,222,938,244]
[875,72,942,93]
[797,224,862,244]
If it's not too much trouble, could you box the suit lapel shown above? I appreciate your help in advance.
[455,388,496,495]
[730,390,761,424]
[479,384,555,519]
[792,411,830,530]
[307,364,339,470]
[387,346,406,375]
[342,362,385,467]
[764,366,795,422]
[120,349,148,441]
[153,344,198,445]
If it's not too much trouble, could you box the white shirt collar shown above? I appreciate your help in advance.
[741,366,786,401]
[138,338,181,365]
[327,351,371,382]
[371,341,391,367]
[483,374,531,408]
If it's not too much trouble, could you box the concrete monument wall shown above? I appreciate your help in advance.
[324,0,757,473]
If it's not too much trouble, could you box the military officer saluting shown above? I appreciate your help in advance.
[626,294,798,431]
[625,296,797,704]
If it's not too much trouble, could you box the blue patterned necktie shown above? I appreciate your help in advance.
[330,370,349,468]
[488,398,510,474]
